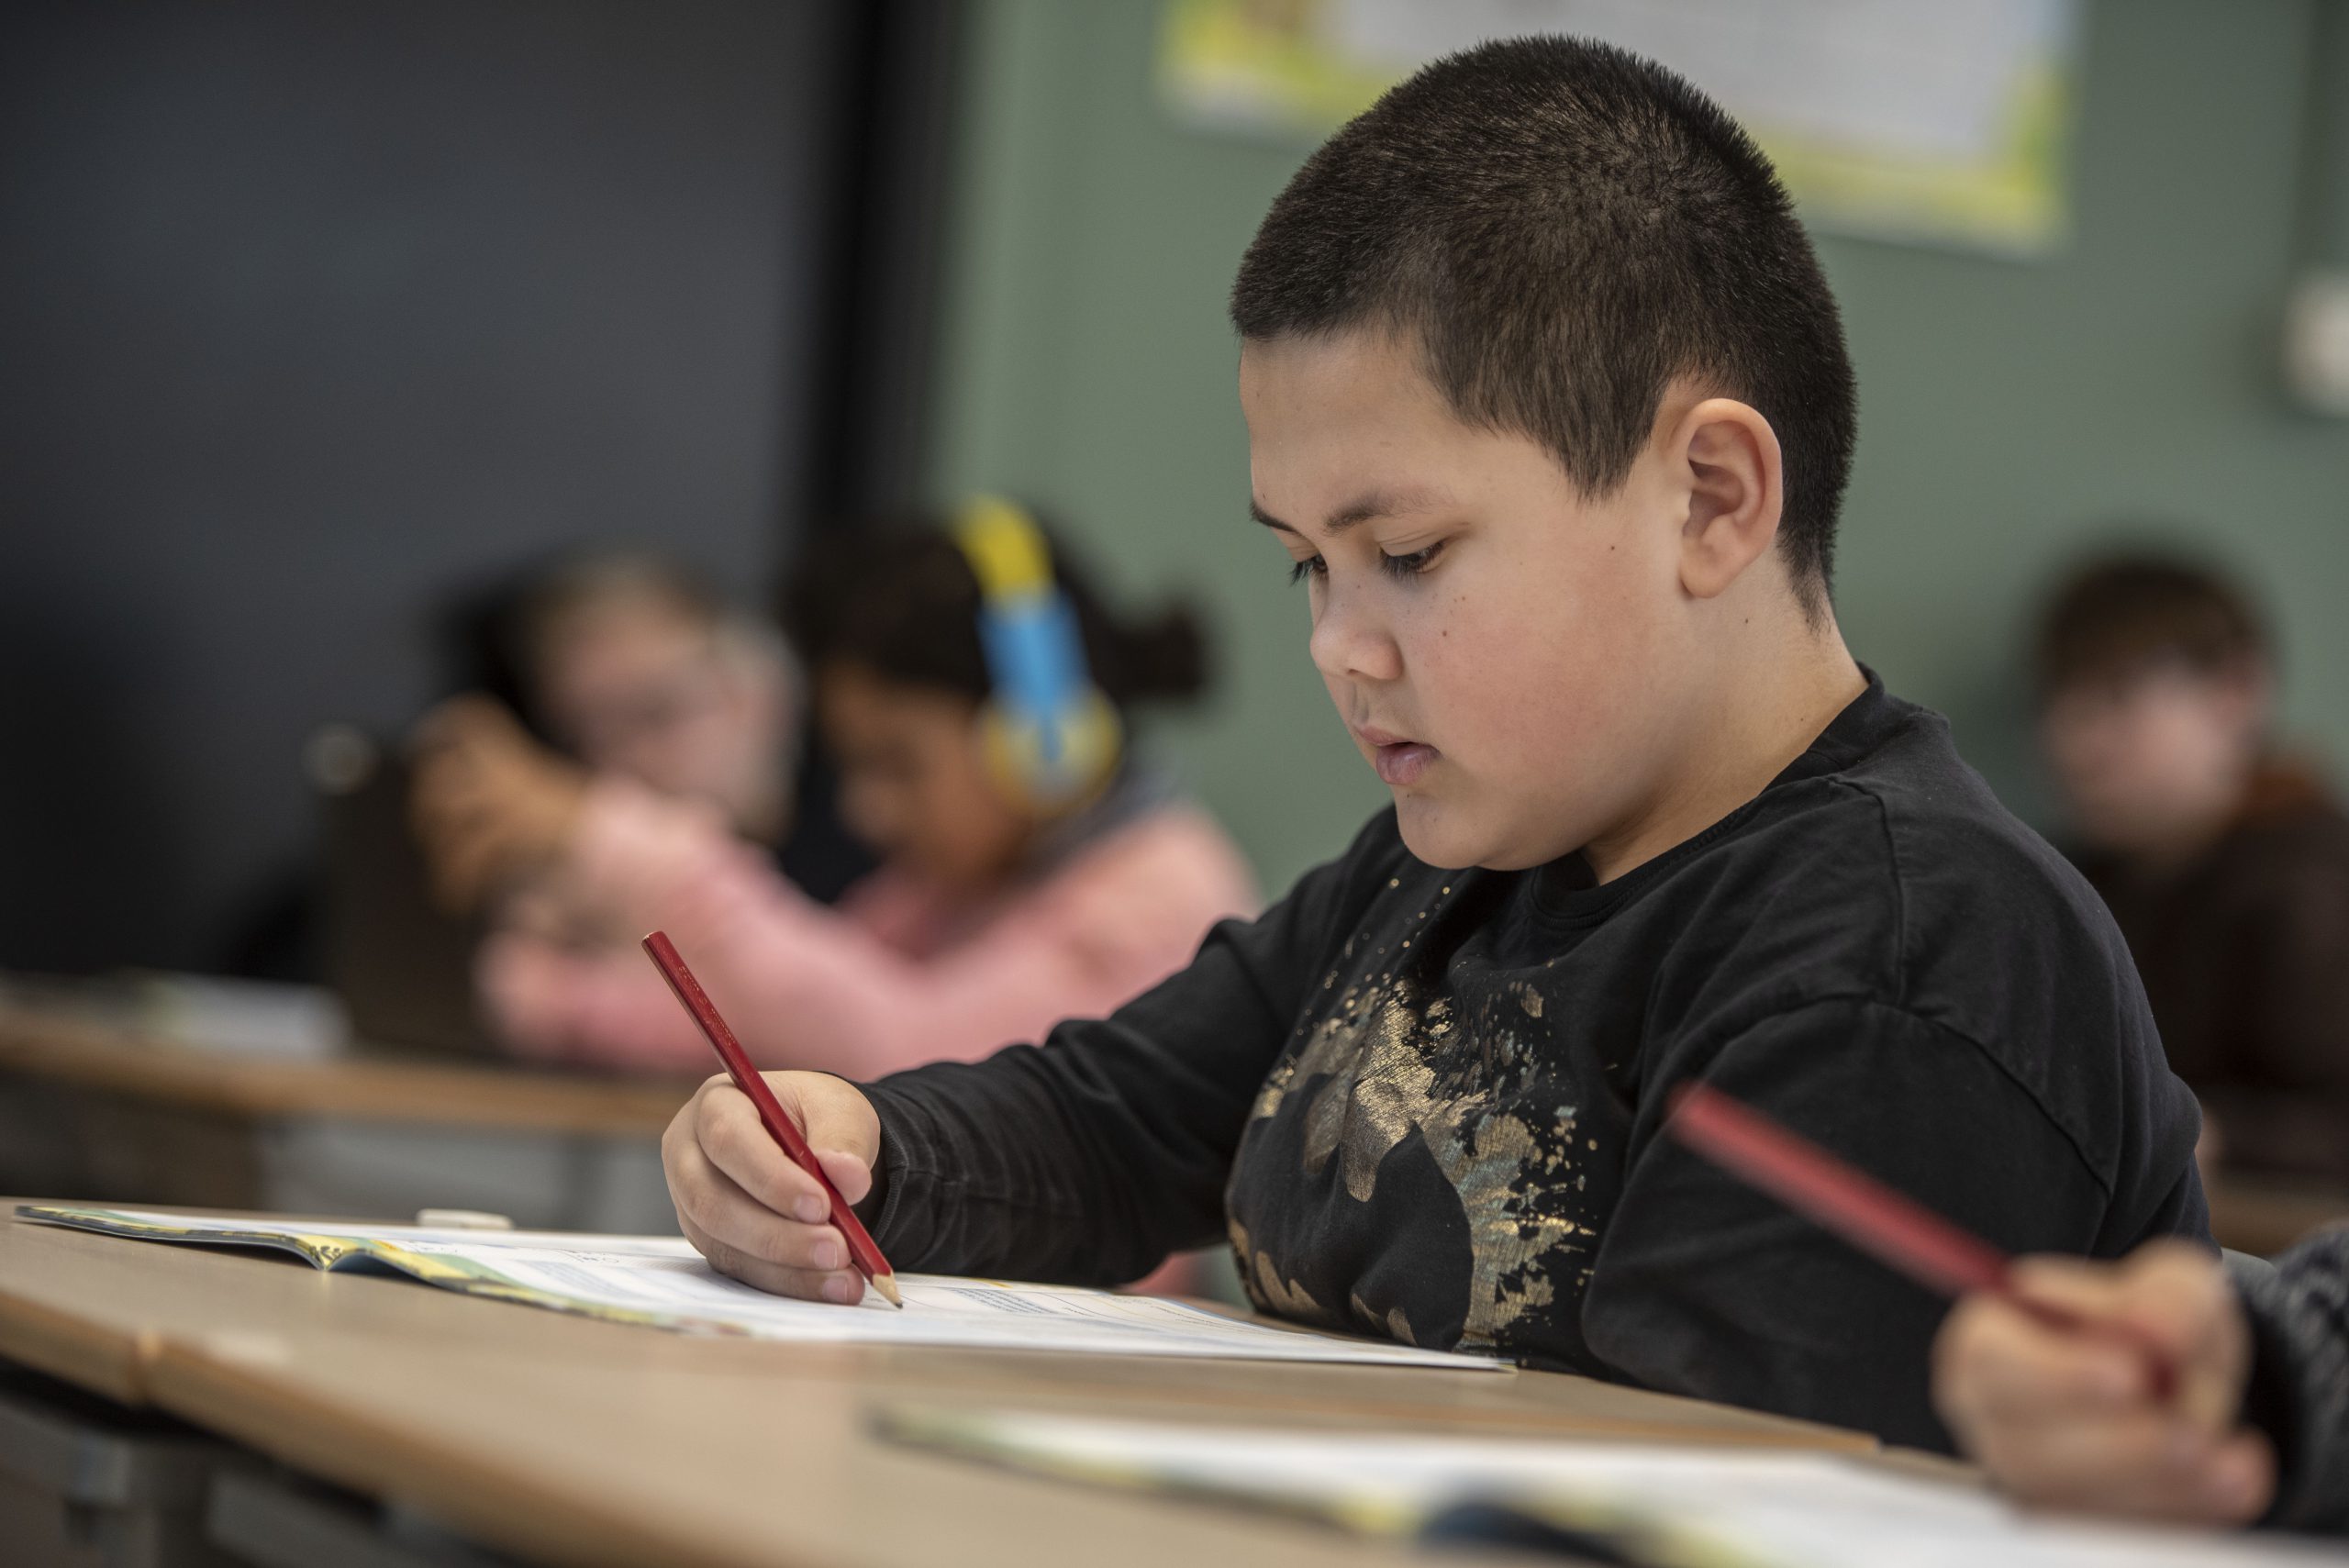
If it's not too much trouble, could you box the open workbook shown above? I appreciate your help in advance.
[878,1407,2349,1568]
[15,1205,1500,1371]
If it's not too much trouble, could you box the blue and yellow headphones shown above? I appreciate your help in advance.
[952,496,1123,814]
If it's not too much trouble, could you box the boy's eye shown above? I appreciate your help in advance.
[1379,541,1445,578]
[1286,556,1326,585]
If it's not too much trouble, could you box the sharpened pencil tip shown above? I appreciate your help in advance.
[873,1273,903,1308]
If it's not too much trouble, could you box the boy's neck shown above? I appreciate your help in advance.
[1584,611,1866,884]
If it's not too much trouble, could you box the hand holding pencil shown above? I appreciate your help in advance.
[1664,1083,2269,1525]
[649,932,901,1307]
[1932,1243,2274,1524]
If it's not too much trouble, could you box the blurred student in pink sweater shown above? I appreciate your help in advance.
[417,507,1258,1082]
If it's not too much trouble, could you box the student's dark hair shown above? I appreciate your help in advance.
[1230,36,1857,613]
[783,513,1210,713]
[2035,551,2269,696]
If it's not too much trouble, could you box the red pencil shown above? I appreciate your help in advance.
[642,930,901,1307]
[1665,1081,2175,1399]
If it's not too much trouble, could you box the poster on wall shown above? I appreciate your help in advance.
[1156,0,2083,258]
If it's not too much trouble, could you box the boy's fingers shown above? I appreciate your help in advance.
[662,1074,884,1305]
[814,1147,873,1207]
[776,1074,881,1162]
[1987,1411,2185,1514]
[2005,1244,2245,1431]
[1937,1295,2144,1426]
[2110,1247,2248,1432]
[2009,1243,2227,1363]
[2200,1430,2279,1525]
[665,1128,845,1269]
[696,1085,831,1222]
[676,1212,865,1304]
[1997,1414,2267,1525]
[695,1195,848,1273]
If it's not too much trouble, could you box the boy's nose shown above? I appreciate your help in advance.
[1308,588,1403,684]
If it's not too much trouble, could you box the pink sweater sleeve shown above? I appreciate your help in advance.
[479,780,1259,1079]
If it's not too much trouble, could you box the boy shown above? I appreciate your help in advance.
[1934,1234,2347,1532]
[662,37,2203,1451]
[2037,554,2349,1184]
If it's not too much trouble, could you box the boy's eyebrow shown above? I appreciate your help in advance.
[1250,488,1447,536]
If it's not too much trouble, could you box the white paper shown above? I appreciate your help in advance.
[898,1411,2349,1568]
[404,1240,1499,1366]
[28,1208,1503,1371]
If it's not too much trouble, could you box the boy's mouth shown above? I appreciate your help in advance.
[1356,725,1439,788]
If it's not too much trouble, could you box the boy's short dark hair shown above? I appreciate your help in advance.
[2036,552,2268,696]
[1230,36,1857,613]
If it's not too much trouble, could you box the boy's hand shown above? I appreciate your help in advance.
[662,1071,884,1303]
[1932,1240,2275,1523]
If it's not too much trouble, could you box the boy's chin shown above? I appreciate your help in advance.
[1396,794,1576,873]
[1392,796,1494,873]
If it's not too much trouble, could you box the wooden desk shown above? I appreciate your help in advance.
[0,1002,692,1136]
[0,999,698,1230]
[2207,1173,2349,1259]
[0,1205,1878,1568]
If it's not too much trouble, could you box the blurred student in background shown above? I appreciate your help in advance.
[442,503,1257,1080]
[415,552,873,923]
[2037,553,2349,1184]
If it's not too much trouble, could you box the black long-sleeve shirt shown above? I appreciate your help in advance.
[2239,1235,2349,1532]
[860,675,2208,1451]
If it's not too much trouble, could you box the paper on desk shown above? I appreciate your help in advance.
[876,1407,2349,1568]
[13,1206,1501,1371]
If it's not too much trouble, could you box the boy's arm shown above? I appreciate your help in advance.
[662,815,1395,1299]
[751,811,1393,1290]
[2239,1232,2349,1532]
[1580,996,2196,1452]
[853,830,1374,1286]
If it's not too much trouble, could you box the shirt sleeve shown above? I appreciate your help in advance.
[856,815,1400,1288]
[2237,1232,2349,1533]
[1579,996,2202,1453]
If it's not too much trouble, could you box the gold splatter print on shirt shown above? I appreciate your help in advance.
[1234,929,1600,1350]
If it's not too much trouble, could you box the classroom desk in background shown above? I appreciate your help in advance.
[0,1203,1883,1568]
[10,977,2343,1254]
[2205,1173,2349,1260]
[0,989,698,1233]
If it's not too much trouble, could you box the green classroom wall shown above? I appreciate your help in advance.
[923,0,2349,895]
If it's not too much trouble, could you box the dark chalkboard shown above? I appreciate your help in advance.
[0,0,886,972]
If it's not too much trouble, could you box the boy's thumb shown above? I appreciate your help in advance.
[812,1147,873,1207]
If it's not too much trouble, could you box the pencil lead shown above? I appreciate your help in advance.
[873,1272,904,1308]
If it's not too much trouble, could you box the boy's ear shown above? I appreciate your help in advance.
[1671,397,1784,601]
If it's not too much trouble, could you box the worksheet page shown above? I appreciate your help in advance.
[18,1207,1501,1370]
[403,1237,1497,1366]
